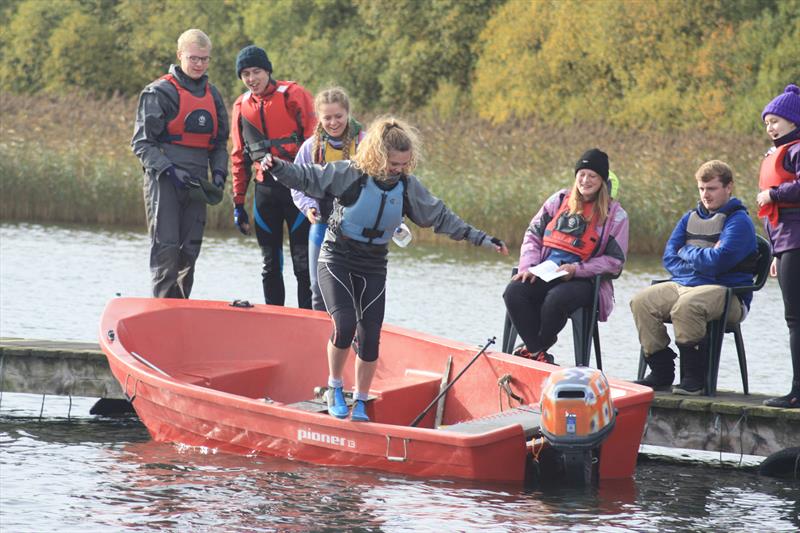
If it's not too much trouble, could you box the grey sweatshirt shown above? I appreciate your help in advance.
[270,159,493,273]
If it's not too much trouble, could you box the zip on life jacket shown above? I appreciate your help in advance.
[158,74,218,150]
[338,175,405,245]
[542,193,603,261]
[758,139,800,227]
[686,205,758,273]
[239,82,306,162]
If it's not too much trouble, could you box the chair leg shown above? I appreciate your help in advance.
[593,326,602,371]
[706,324,723,397]
[570,309,591,366]
[637,348,647,380]
[733,326,748,395]
[502,311,518,354]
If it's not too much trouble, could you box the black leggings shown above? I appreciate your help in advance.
[254,181,311,308]
[317,262,386,362]
[777,248,800,381]
[503,278,593,353]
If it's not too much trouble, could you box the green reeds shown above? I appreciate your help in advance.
[0,93,767,253]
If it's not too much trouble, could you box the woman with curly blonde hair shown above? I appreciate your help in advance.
[262,115,508,422]
[292,87,365,310]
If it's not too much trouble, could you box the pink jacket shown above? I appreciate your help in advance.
[517,189,629,321]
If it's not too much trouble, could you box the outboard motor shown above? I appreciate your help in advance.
[540,366,616,484]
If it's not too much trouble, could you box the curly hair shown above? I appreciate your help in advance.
[351,116,421,179]
[311,87,357,164]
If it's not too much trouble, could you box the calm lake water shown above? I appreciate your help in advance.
[1,222,797,532]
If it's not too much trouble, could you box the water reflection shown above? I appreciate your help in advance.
[2,400,799,532]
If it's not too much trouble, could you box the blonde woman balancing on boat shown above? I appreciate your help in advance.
[291,87,365,311]
[261,116,509,422]
[503,149,628,364]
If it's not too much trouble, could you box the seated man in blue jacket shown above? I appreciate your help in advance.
[631,160,757,395]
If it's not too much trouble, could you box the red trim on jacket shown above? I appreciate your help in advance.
[231,81,316,205]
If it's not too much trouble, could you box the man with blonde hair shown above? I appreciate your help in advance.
[631,160,757,395]
[132,29,230,298]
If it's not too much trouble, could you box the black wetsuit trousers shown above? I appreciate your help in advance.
[253,181,311,308]
[778,248,800,381]
[317,262,386,362]
[503,277,593,354]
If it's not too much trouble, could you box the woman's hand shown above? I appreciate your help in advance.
[259,153,275,172]
[306,207,321,224]
[770,256,777,277]
[757,189,773,207]
[511,270,537,283]
[557,262,578,281]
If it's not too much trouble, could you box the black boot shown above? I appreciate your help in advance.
[635,347,676,391]
[673,342,708,396]
[763,380,800,408]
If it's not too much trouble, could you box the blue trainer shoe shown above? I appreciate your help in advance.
[326,386,349,419]
[351,399,369,422]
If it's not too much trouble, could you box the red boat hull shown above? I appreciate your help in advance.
[100,298,653,484]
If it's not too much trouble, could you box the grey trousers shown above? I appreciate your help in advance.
[630,281,744,356]
[143,171,207,298]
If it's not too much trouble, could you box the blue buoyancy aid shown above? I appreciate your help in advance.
[339,176,405,244]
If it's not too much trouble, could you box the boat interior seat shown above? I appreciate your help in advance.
[167,359,281,398]
[368,371,443,427]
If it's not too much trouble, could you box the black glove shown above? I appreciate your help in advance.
[212,171,226,189]
[234,204,250,235]
[162,165,199,189]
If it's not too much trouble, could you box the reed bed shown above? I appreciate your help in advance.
[0,93,767,254]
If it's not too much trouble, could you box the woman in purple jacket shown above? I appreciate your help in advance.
[503,149,629,364]
[757,84,800,408]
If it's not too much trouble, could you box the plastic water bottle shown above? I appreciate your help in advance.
[392,223,412,247]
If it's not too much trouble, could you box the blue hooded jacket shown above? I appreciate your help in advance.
[663,197,757,309]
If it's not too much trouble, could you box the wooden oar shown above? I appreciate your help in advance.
[410,337,495,428]
[433,356,453,428]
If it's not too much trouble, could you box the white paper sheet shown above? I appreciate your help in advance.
[528,260,569,282]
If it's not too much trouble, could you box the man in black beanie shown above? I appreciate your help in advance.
[229,45,317,308]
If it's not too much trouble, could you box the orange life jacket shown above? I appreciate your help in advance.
[239,82,305,162]
[758,139,800,227]
[159,74,218,149]
[542,194,602,261]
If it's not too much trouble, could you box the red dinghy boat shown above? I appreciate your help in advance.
[99,297,653,485]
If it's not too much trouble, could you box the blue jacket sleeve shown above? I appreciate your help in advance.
[662,213,694,278]
[676,211,756,276]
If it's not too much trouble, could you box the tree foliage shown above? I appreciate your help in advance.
[0,0,797,133]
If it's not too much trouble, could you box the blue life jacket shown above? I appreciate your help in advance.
[339,176,405,244]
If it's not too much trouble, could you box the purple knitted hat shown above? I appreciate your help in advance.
[762,84,800,126]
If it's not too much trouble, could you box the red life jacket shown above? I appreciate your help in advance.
[239,82,305,162]
[542,193,603,261]
[758,139,800,227]
[159,74,218,149]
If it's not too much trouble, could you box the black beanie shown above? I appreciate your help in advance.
[236,45,272,78]
[575,148,609,182]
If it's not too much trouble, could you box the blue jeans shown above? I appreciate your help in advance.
[309,222,327,311]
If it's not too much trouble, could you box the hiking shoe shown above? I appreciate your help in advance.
[351,399,369,422]
[513,344,555,364]
[672,379,704,396]
[763,392,800,408]
[532,351,556,365]
[326,386,349,419]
